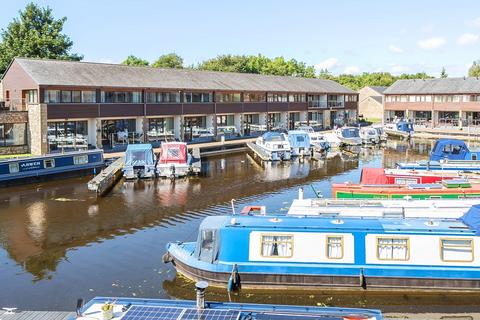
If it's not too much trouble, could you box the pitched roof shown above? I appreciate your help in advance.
[371,96,383,104]
[12,58,355,94]
[369,86,387,94]
[384,77,480,94]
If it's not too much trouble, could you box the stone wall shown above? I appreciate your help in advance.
[0,110,29,155]
[0,145,29,155]
[27,103,48,155]
[0,111,28,123]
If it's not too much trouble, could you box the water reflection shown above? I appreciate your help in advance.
[0,139,473,312]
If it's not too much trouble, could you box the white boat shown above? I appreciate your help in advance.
[157,142,200,178]
[372,124,387,141]
[123,144,156,180]
[322,132,343,148]
[384,120,414,138]
[296,126,330,151]
[336,126,362,145]
[287,130,311,156]
[359,126,380,144]
[255,132,291,161]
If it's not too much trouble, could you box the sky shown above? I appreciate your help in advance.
[1,0,480,77]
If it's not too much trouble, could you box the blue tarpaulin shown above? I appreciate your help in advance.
[287,131,311,149]
[460,204,480,235]
[125,144,155,166]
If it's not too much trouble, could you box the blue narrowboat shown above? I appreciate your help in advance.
[74,295,383,320]
[165,205,480,291]
[397,139,480,171]
[0,150,103,186]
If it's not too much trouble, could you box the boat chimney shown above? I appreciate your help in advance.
[298,187,304,200]
[195,281,208,309]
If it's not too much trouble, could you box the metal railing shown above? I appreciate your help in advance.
[327,101,344,108]
[307,101,328,108]
[438,118,459,127]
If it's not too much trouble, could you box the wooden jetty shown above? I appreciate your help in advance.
[0,310,73,320]
[246,142,272,161]
[87,157,124,196]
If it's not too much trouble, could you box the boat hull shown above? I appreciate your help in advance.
[169,251,480,292]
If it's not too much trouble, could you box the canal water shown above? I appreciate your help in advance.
[1,139,479,313]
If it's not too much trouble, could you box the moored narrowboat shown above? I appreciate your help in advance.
[165,206,480,291]
[0,149,103,186]
[397,139,480,171]
[75,295,383,320]
[359,167,480,185]
[332,180,480,199]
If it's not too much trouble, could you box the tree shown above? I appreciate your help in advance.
[122,55,149,66]
[440,67,448,78]
[197,54,316,78]
[469,60,480,77]
[0,2,82,76]
[152,53,183,69]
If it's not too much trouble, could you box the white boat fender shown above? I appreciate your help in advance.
[162,252,173,264]
[227,264,241,293]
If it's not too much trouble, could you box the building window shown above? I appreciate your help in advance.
[326,236,343,259]
[470,95,480,102]
[47,121,88,151]
[146,92,181,103]
[101,91,142,103]
[267,93,288,102]
[440,239,474,262]
[377,237,409,260]
[261,234,293,258]
[289,93,306,102]
[73,155,89,165]
[61,90,72,103]
[27,90,38,104]
[0,123,27,147]
[147,117,174,141]
[244,93,266,102]
[45,90,61,103]
[345,95,358,102]
[216,92,241,103]
[184,92,211,103]
[82,91,96,103]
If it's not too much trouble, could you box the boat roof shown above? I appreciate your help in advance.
[261,132,284,140]
[126,143,153,151]
[287,130,309,136]
[78,297,382,320]
[0,149,102,163]
[204,214,477,235]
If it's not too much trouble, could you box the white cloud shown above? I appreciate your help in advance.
[315,58,338,71]
[388,45,403,53]
[343,66,360,74]
[457,33,479,45]
[417,37,447,50]
[467,17,480,27]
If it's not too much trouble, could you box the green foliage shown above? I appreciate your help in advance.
[152,53,184,69]
[0,2,82,76]
[326,72,433,90]
[121,55,149,66]
[440,67,448,78]
[469,60,480,77]
[197,54,316,78]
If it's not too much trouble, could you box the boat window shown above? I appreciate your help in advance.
[440,239,473,262]
[342,128,359,138]
[44,159,55,168]
[452,145,461,155]
[394,178,418,185]
[261,234,293,258]
[472,154,477,161]
[326,236,343,259]
[296,136,305,142]
[377,237,409,261]
[9,162,19,173]
[73,155,89,165]
[197,229,219,263]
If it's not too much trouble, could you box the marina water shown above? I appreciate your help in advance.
[1,139,479,313]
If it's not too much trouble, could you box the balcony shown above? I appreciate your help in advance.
[307,101,327,109]
[327,101,344,108]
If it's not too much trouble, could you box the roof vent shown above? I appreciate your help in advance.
[425,220,439,227]
[269,217,282,223]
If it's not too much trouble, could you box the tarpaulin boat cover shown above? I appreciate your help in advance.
[360,168,389,184]
[287,130,311,149]
[460,204,480,235]
[125,144,155,166]
[159,142,188,164]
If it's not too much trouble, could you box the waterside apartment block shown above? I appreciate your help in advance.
[1,58,358,154]
[384,77,480,128]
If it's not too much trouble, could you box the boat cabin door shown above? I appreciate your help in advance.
[196,228,219,263]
